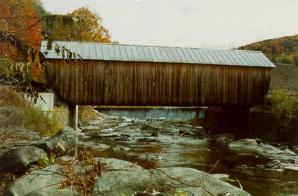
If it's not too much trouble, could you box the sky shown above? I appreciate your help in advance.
[41,0,298,49]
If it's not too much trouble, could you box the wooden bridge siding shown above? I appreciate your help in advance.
[45,60,272,106]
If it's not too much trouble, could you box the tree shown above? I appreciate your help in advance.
[275,53,292,64]
[0,0,43,48]
[48,7,111,43]
[294,53,298,66]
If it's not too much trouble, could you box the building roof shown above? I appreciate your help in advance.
[41,40,275,68]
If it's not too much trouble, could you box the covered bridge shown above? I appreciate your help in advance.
[41,41,275,107]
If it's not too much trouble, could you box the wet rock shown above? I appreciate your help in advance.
[137,138,160,143]
[24,192,45,196]
[179,129,194,136]
[140,124,159,132]
[114,137,130,142]
[36,126,77,155]
[0,146,47,172]
[212,174,230,181]
[0,107,24,128]
[139,153,163,161]
[24,189,77,196]
[56,155,75,162]
[234,164,284,178]
[265,160,283,169]
[212,133,235,145]
[80,142,110,151]
[151,130,160,137]
[284,165,298,176]
[113,145,130,152]
[228,139,259,154]
[292,147,298,155]
[117,122,132,128]
[4,164,77,196]
[92,167,250,196]
[96,133,121,138]
[96,158,143,171]
[228,139,297,164]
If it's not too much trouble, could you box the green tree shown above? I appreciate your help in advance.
[275,54,292,64]
[267,88,298,129]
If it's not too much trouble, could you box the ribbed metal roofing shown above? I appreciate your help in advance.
[41,41,275,68]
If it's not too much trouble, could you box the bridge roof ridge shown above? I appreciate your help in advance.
[40,40,275,68]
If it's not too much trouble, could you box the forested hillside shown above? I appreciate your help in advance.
[239,34,298,66]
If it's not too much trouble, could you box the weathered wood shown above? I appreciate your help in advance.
[45,60,272,106]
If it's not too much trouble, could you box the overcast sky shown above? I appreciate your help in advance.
[41,0,298,49]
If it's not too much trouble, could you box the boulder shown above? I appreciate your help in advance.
[79,142,110,151]
[228,139,260,155]
[36,126,77,155]
[137,137,160,143]
[112,145,130,152]
[0,146,47,172]
[284,165,298,176]
[265,160,283,169]
[212,133,235,145]
[229,139,298,163]
[92,167,250,196]
[4,164,77,196]
[24,189,77,196]
[0,107,24,128]
[96,158,143,171]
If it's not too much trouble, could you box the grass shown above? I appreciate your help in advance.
[23,107,63,137]
[0,85,66,137]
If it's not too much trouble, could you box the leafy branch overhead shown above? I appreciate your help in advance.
[43,40,83,60]
[0,56,38,102]
[0,1,113,101]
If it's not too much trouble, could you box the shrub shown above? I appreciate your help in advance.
[275,54,293,64]
[0,87,64,136]
[0,86,29,108]
[23,107,63,137]
[266,88,298,129]
[294,53,298,66]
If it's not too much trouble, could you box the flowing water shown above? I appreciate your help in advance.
[81,110,298,196]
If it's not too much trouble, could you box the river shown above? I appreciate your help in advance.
[80,110,298,196]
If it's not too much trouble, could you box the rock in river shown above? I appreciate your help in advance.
[4,164,77,196]
[96,157,142,171]
[92,167,250,196]
[36,126,77,155]
[0,146,47,172]
[228,139,298,163]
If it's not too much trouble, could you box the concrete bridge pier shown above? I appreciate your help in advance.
[68,105,79,129]
[68,105,79,157]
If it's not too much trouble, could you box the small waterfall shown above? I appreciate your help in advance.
[98,107,206,120]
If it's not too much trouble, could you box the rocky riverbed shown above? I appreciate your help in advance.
[0,110,298,195]
[79,112,298,196]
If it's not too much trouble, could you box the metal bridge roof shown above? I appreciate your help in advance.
[41,41,275,68]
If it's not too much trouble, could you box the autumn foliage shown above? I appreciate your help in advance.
[48,7,112,43]
[0,0,43,48]
[239,34,298,66]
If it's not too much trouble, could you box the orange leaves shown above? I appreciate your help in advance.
[0,0,43,50]
[50,7,112,43]
[239,34,298,64]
